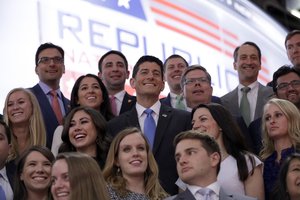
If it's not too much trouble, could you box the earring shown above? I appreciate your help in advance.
[117,167,121,176]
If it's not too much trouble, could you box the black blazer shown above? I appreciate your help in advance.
[235,116,262,155]
[119,92,136,115]
[108,104,191,195]
[30,84,70,148]
[160,93,172,107]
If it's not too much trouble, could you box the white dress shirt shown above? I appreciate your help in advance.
[136,101,160,132]
[111,90,126,115]
[0,167,13,200]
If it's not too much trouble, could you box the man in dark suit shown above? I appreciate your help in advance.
[30,43,70,148]
[168,131,256,200]
[108,55,191,195]
[98,50,136,116]
[161,54,188,108]
[221,42,273,126]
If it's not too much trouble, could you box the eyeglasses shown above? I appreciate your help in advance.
[276,80,300,90]
[184,77,210,85]
[38,56,64,64]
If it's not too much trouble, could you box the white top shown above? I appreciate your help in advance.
[135,101,160,132]
[111,90,126,115]
[217,154,262,195]
[176,154,262,195]
[238,81,259,122]
[51,125,64,156]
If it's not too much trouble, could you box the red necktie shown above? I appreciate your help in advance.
[50,90,63,125]
[110,95,118,116]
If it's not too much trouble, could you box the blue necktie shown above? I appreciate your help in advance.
[144,109,156,148]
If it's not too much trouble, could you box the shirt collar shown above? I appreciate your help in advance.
[238,81,259,91]
[170,92,179,99]
[187,181,220,197]
[136,101,161,117]
[111,90,126,102]
[39,81,62,98]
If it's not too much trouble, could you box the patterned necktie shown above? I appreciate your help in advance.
[50,90,63,125]
[240,87,251,126]
[110,95,118,116]
[197,188,213,200]
[175,95,186,110]
[144,109,156,148]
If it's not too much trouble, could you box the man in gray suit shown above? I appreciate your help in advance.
[167,130,256,200]
[221,42,273,126]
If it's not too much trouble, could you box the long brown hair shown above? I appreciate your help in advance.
[103,127,168,199]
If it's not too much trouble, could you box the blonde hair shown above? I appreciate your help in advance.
[3,88,46,160]
[103,127,169,199]
[54,152,110,200]
[260,98,300,159]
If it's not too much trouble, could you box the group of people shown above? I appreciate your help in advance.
[0,29,300,200]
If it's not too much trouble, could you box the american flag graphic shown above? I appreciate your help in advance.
[149,0,270,83]
[84,0,270,83]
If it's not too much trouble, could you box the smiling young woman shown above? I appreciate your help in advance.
[103,127,169,200]
[13,146,54,200]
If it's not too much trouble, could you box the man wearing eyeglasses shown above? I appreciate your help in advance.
[30,43,70,148]
[180,65,221,112]
[272,65,300,110]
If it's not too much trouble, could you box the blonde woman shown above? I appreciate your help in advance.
[103,127,169,200]
[260,98,300,199]
[3,88,46,161]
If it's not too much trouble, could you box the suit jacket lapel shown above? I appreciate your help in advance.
[219,187,234,200]
[61,92,70,113]
[165,93,172,107]
[120,92,135,114]
[175,189,197,200]
[153,105,172,154]
[126,108,140,129]
[33,84,57,119]
[232,87,240,116]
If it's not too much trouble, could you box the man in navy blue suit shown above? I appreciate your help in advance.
[30,43,70,148]
[108,55,191,195]
[98,50,136,116]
